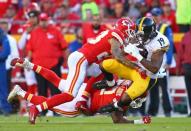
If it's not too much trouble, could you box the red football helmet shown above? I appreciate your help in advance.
[115,17,136,38]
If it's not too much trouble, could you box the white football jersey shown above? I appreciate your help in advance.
[139,31,170,78]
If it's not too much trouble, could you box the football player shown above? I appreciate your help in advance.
[9,18,138,124]
[8,60,150,124]
[94,17,170,113]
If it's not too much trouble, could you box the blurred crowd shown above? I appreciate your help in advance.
[0,0,190,34]
[0,0,191,117]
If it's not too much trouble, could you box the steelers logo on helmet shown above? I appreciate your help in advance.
[136,17,157,44]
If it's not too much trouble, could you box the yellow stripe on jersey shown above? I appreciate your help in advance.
[139,17,146,31]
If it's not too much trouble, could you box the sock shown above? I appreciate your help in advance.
[27,84,37,94]
[82,74,104,100]
[24,92,47,105]
[36,92,74,112]
[134,119,144,124]
[32,64,61,87]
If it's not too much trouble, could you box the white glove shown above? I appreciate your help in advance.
[124,44,143,61]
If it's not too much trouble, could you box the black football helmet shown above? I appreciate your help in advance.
[135,17,157,44]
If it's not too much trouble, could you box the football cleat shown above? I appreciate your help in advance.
[142,116,151,124]
[7,85,22,103]
[93,80,116,90]
[11,58,33,70]
[29,105,39,124]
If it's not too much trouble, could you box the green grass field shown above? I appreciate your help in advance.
[0,115,191,131]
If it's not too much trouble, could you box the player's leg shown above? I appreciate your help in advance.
[11,58,62,88]
[98,59,153,113]
[8,85,47,105]
[29,52,88,124]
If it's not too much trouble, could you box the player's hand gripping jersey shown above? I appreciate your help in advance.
[78,29,125,64]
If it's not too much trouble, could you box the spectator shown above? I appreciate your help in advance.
[81,0,99,20]
[176,26,191,117]
[82,14,108,44]
[147,8,174,117]
[18,10,39,50]
[26,13,67,115]
[176,0,191,32]
[15,0,31,21]
[127,0,141,20]
[0,19,19,93]
[161,0,179,32]
[10,2,40,34]
[40,0,56,17]
[136,1,149,17]
[0,28,11,115]
[0,0,17,18]
[53,3,80,34]
[3,4,17,19]
[109,2,126,19]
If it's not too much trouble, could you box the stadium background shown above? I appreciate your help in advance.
[0,0,191,119]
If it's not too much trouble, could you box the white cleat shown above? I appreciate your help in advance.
[7,85,22,103]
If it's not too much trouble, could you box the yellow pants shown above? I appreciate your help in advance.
[102,59,151,100]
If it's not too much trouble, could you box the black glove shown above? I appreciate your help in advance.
[98,102,123,113]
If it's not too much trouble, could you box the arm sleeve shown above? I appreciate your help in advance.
[164,27,174,65]
[0,35,10,60]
